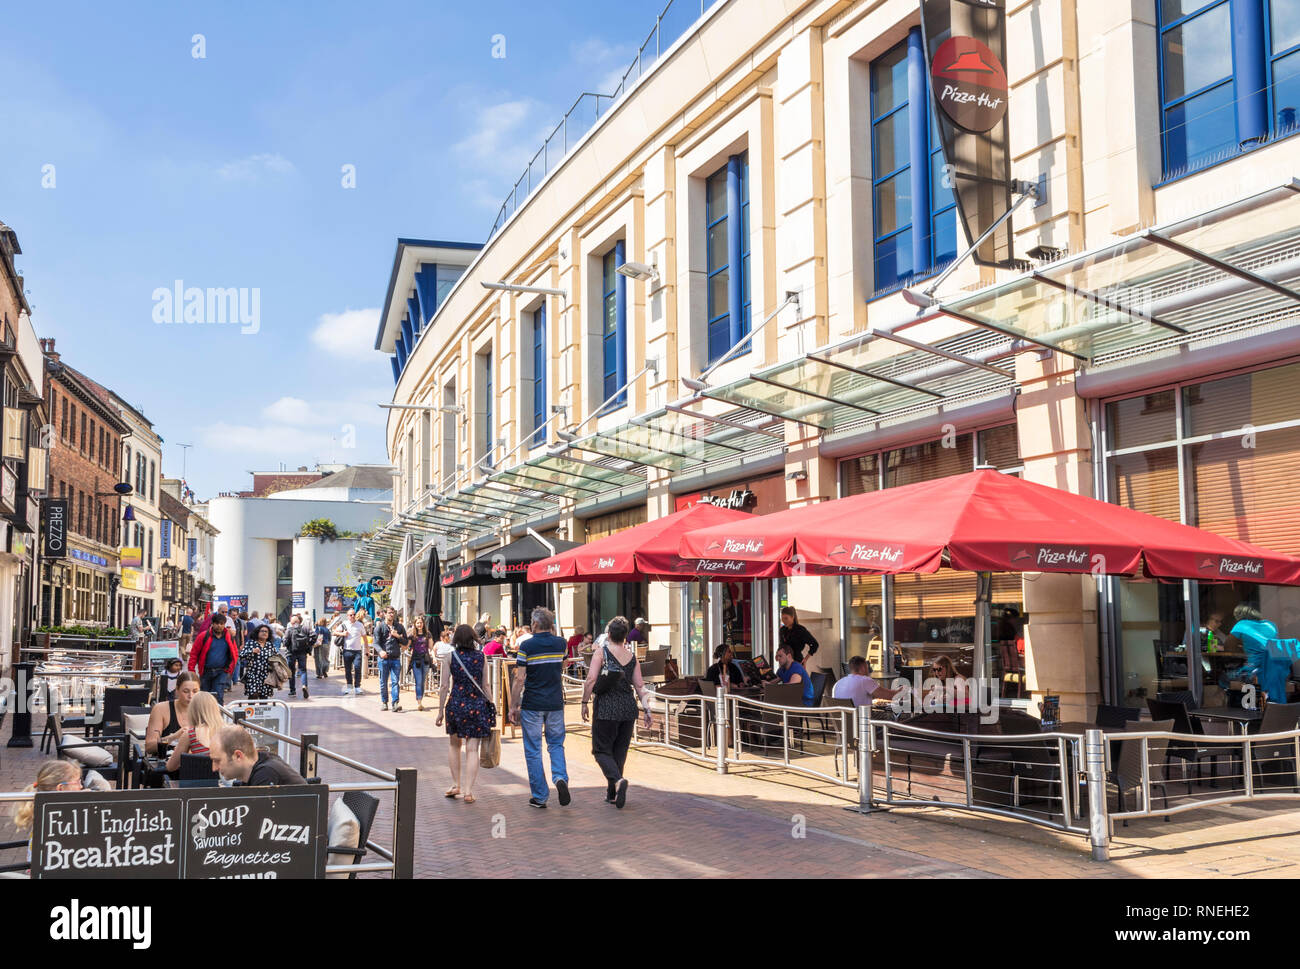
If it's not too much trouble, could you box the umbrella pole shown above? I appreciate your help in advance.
[975,571,992,690]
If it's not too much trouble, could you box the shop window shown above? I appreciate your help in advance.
[1196,580,1300,705]
[1116,577,1188,707]
[1182,360,1300,435]
[890,568,1024,682]
[884,435,974,487]
[977,424,1022,471]
[842,453,881,496]
[1108,447,1181,521]
[704,152,751,365]
[1106,390,1177,450]
[869,31,957,295]
[1158,0,1300,179]
[1187,425,1300,554]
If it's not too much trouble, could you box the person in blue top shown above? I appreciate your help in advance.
[509,606,571,808]
[774,643,815,706]
[1230,603,1290,702]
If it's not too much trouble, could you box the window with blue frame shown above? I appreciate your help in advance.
[531,303,547,448]
[480,348,494,469]
[704,152,752,366]
[870,33,957,295]
[1158,0,1300,179]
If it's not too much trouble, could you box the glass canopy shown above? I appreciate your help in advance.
[940,182,1300,361]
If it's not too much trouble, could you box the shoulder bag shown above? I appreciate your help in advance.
[592,645,627,696]
[451,650,501,769]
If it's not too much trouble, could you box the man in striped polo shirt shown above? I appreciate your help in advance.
[509,606,571,808]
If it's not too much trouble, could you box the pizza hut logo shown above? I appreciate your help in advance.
[1010,545,1090,568]
[695,559,747,573]
[931,36,1008,133]
[829,542,904,564]
[1199,555,1265,578]
[721,538,764,555]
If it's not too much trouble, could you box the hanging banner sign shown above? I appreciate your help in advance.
[921,0,1016,268]
[43,498,68,558]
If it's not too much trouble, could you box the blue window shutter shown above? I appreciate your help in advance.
[726,155,745,349]
[614,238,627,405]
[1232,0,1270,145]
[401,316,414,349]
[395,335,407,371]
[415,264,440,327]
[907,26,932,278]
[391,355,401,383]
[406,296,421,337]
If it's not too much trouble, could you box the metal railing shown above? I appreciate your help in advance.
[487,0,722,239]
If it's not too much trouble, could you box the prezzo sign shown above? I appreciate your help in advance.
[43,497,67,558]
[1198,555,1266,580]
[31,785,328,879]
[1009,544,1090,570]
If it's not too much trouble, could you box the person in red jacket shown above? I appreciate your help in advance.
[189,612,240,705]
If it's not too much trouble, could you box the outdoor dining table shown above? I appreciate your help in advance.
[1189,707,1264,735]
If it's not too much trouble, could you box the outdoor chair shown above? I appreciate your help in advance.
[759,682,807,753]
[1096,704,1141,729]
[327,791,380,880]
[638,651,667,687]
[97,684,150,738]
[1111,719,1175,824]
[50,711,129,789]
[1250,701,1300,788]
[1155,690,1195,706]
[1147,698,1231,790]
[178,753,220,787]
[40,682,90,754]
[823,697,856,777]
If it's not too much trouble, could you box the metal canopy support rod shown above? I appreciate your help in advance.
[689,290,801,389]
[584,431,698,462]
[920,188,1039,301]
[1144,231,1300,305]
[940,307,1092,363]
[746,373,882,415]
[496,467,606,495]
[662,402,785,438]
[696,388,828,430]
[805,352,946,398]
[629,417,746,453]
[870,329,1017,378]
[1030,272,1187,334]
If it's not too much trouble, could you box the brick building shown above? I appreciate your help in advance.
[39,339,128,627]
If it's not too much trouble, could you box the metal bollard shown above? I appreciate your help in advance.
[1084,729,1110,862]
[855,704,874,813]
[6,663,34,748]
[393,766,418,879]
[715,682,728,775]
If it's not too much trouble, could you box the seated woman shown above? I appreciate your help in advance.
[10,761,84,873]
[705,644,749,688]
[913,655,969,712]
[145,671,201,756]
[165,691,225,773]
[1230,604,1289,701]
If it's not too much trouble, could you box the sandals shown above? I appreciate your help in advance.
[444,787,461,798]
[463,794,476,804]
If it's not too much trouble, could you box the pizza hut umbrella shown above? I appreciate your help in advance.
[526,503,761,584]
[678,468,1300,677]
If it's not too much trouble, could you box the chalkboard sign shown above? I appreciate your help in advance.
[31,784,329,879]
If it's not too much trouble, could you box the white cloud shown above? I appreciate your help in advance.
[262,396,315,425]
[453,98,538,177]
[201,421,339,455]
[310,307,381,359]
[216,152,297,182]
[570,37,637,95]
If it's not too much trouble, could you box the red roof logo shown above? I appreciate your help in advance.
[942,50,998,76]
[830,543,849,557]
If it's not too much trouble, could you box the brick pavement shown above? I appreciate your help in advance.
[6,675,1300,877]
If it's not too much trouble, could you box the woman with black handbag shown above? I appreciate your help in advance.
[581,616,654,809]
[437,624,493,804]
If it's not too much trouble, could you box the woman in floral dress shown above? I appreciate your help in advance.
[436,623,492,803]
[242,623,276,700]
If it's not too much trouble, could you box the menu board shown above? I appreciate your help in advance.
[31,785,329,879]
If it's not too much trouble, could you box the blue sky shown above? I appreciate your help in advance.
[1,0,660,498]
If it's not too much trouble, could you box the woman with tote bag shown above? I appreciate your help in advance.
[437,624,495,803]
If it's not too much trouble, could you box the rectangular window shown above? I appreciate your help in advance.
[703,152,752,367]
[1158,0,1300,178]
[80,412,86,451]
[602,249,621,402]
[477,350,494,470]
[531,304,547,448]
[60,397,67,440]
[88,419,95,461]
[442,377,457,487]
[870,35,956,294]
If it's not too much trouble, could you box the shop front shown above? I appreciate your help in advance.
[441,532,578,630]
[838,424,1029,695]
[674,473,787,673]
[582,507,647,641]
[1095,358,1300,708]
[58,544,115,626]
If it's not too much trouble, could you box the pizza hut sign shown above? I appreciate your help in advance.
[1198,555,1265,580]
[694,559,749,573]
[704,538,765,556]
[931,35,1008,133]
[829,542,906,566]
[1009,545,1090,569]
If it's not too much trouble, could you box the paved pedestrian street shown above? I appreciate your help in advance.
[10,681,1300,879]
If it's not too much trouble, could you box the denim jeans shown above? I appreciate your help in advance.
[201,669,230,705]
[289,653,309,692]
[379,657,402,705]
[342,649,362,688]
[411,663,427,702]
[520,709,567,803]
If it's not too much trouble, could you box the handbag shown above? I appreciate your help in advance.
[592,646,626,696]
[451,650,501,769]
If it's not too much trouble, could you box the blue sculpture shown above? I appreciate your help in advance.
[353,576,383,621]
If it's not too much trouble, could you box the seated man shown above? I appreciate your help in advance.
[831,656,901,706]
[210,725,307,786]
[705,643,749,688]
[774,644,815,706]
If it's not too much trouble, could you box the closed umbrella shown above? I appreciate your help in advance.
[422,544,443,638]
[389,533,420,618]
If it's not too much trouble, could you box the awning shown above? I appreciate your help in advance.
[527,503,760,583]
[441,533,580,588]
[677,468,1300,584]
[937,181,1300,364]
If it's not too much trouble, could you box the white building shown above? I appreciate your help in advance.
[208,465,392,621]
[112,394,162,624]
